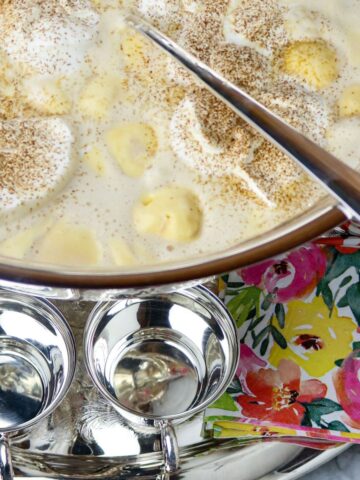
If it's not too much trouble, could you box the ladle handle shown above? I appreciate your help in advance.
[128,14,360,222]
[0,435,14,480]
[156,420,179,480]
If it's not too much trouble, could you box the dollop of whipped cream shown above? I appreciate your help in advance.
[224,0,288,57]
[0,118,74,215]
[0,0,99,75]
[170,97,272,205]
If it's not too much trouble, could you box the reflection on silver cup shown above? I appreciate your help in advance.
[0,290,76,480]
[84,286,238,478]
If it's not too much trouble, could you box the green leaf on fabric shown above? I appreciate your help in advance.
[316,278,325,297]
[221,274,229,285]
[307,398,343,411]
[339,275,353,288]
[247,307,257,321]
[226,281,245,289]
[261,294,274,311]
[249,315,265,331]
[321,283,334,312]
[337,295,349,308]
[227,377,243,395]
[347,283,360,326]
[327,250,360,279]
[275,303,285,329]
[301,408,312,427]
[227,287,262,328]
[253,326,270,348]
[304,408,321,426]
[209,392,238,411]
[326,421,350,433]
[353,341,360,351]
[335,358,344,368]
[303,398,343,426]
[260,337,270,356]
[317,250,360,304]
[271,325,287,349]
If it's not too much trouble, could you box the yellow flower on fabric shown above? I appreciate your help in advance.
[269,296,355,377]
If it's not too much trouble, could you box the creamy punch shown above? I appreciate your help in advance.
[0,0,358,268]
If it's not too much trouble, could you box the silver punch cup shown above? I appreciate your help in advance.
[0,290,76,480]
[84,286,238,477]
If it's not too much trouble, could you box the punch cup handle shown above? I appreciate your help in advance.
[0,435,14,480]
[156,420,180,480]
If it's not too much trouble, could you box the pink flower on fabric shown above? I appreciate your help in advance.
[236,345,266,394]
[236,344,266,379]
[334,351,360,429]
[239,244,327,303]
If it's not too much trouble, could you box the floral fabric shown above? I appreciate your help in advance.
[205,240,360,444]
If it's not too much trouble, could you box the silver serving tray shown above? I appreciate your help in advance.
[6,299,349,479]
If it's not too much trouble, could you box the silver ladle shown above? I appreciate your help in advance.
[127,14,360,222]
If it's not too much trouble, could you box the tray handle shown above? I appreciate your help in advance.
[0,435,14,480]
[156,420,180,480]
